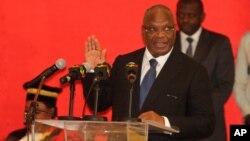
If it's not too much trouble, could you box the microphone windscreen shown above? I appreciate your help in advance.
[94,62,111,80]
[126,62,138,83]
[55,58,66,69]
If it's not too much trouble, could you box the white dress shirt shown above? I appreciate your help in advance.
[180,27,202,55]
[141,47,173,129]
[140,48,172,83]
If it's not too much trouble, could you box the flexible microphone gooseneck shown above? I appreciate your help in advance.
[83,62,111,121]
[24,58,66,88]
[123,62,141,122]
[58,63,90,120]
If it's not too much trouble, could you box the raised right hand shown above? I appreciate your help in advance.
[84,35,107,69]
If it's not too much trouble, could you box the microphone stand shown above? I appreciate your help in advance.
[26,76,46,141]
[122,78,141,122]
[83,77,107,121]
[30,103,36,141]
[128,83,133,119]
[59,69,82,120]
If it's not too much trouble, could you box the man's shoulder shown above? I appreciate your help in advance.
[8,128,26,135]
[169,48,209,80]
[110,48,145,69]
[202,28,230,41]
[121,48,145,56]
[5,128,26,141]
[115,48,145,61]
[172,47,204,68]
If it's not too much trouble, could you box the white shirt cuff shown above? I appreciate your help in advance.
[162,116,172,135]
[162,116,171,127]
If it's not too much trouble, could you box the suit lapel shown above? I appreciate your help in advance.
[175,29,213,64]
[193,29,213,63]
[140,48,183,111]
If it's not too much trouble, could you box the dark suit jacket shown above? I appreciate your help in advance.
[175,28,235,141]
[83,47,215,141]
[5,128,26,141]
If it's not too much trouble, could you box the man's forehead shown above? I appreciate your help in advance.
[178,2,201,13]
[144,10,174,25]
[25,100,47,109]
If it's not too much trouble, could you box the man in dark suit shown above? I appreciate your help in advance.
[175,0,235,141]
[83,4,215,141]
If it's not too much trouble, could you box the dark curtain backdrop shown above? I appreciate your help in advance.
[0,0,249,140]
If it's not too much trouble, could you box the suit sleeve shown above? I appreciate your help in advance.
[212,37,234,110]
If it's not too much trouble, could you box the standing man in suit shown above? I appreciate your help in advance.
[175,0,235,141]
[83,4,215,141]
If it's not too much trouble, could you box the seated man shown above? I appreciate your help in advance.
[5,81,63,141]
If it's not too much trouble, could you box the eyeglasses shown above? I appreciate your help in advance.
[143,25,175,35]
[177,12,200,19]
[24,108,51,115]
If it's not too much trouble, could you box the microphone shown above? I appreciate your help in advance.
[82,62,111,121]
[122,62,140,122]
[126,62,138,84]
[24,58,66,88]
[60,63,91,84]
[94,62,111,82]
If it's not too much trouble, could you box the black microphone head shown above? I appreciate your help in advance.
[59,74,71,84]
[59,64,87,84]
[70,64,87,78]
[126,62,138,83]
[23,58,67,88]
[94,62,111,81]
[55,58,67,70]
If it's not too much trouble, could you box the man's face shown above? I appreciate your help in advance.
[24,100,53,132]
[142,8,176,58]
[25,100,52,120]
[176,2,204,35]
